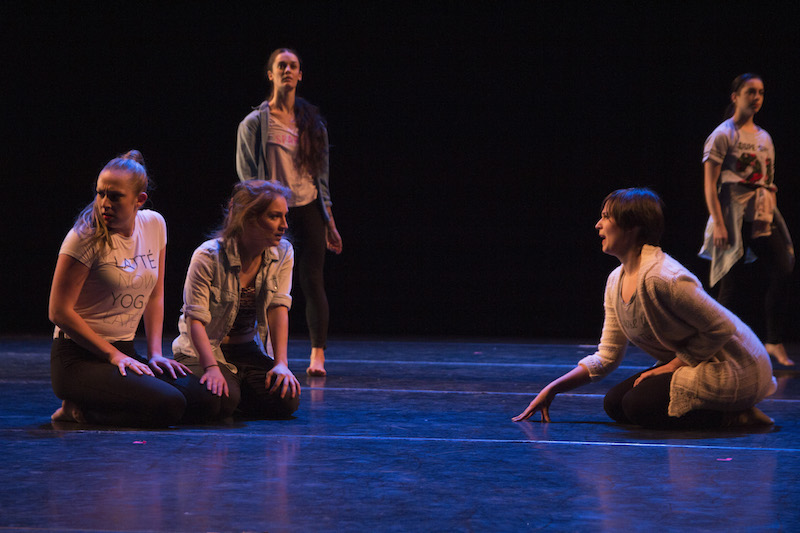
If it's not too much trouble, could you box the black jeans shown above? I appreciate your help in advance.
[51,338,218,427]
[176,341,299,419]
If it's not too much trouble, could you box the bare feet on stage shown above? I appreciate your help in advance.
[306,347,327,376]
[765,343,795,366]
[51,400,86,424]
[726,406,774,427]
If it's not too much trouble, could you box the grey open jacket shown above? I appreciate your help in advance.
[235,100,331,222]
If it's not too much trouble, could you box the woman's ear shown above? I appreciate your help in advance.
[136,192,148,209]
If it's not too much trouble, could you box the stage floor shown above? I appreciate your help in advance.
[1,337,798,532]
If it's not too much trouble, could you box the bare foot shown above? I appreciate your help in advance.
[731,407,774,427]
[51,400,86,424]
[765,343,795,366]
[306,348,326,376]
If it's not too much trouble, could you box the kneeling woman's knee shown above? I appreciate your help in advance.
[274,394,300,418]
[138,389,186,427]
[604,393,628,424]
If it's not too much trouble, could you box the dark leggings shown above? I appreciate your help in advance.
[288,202,329,349]
[717,221,792,344]
[51,338,219,427]
[603,369,726,429]
[176,341,299,419]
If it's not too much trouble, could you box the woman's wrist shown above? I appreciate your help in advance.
[204,363,219,371]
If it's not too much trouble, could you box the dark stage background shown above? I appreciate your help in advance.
[4,1,800,341]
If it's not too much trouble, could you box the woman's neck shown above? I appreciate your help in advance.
[237,237,265,269]
[270,89,296,114]
[112,214,137,238]
[733,109,757,131]
[619,247,643,277]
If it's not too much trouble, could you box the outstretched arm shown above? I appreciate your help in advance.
[512,365,591,422]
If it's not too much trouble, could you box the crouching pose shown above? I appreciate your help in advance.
[514,188,776,429]
[172,180,301,419]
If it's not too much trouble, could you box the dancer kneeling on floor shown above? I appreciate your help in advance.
[172,180,300,419]
[513,188,777,429]
[49,150,217,427]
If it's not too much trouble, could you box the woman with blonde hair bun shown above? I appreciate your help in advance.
[49,150,214,427]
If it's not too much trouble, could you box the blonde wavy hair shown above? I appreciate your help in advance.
[73,150,149,251]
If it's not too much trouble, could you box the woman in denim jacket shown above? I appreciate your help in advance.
[172,180,301,419]
[236,47,342,377]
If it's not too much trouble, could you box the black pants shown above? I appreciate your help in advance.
[176,341,299,420]
[288,202,329,349]
[51,338,219,427]
[717,221,792,344]
[603,369,725,429]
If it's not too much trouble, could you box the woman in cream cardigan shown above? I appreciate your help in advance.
[514,188,776,429]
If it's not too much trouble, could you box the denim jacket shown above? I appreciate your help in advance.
[172,237,293,372]
[235,100,331,221]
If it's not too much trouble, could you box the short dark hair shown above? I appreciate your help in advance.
[602,188,664,246]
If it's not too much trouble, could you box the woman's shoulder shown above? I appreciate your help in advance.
[604,264,624,290]
[709,118,737,138]
[194,238,223,255]
[641,247,700,286]
[137,209,164,223]
[240,100,269,124]
[755,125,774,143]
[275,238,294,258]
[60,226,94,256]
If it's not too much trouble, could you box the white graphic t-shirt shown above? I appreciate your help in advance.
[703,118,775,188]
[57,209,167,341]
[266,115,317,207]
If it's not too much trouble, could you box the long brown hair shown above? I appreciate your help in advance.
[215,180,292,246]
[73,150,149,251]
[265,48,328,177]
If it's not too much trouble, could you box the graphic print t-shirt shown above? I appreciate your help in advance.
[266,115,317,207]
[57,209,167,341]
[703,118,775,188]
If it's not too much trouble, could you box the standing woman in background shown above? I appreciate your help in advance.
[236,47,342,377]
[699,73,795,366]
[48,151,212,427]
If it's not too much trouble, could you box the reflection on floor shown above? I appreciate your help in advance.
[1,337,798,532]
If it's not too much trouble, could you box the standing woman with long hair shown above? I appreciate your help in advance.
[236,48,341,377]
[699,73,795,366]
[49,151,212,427]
